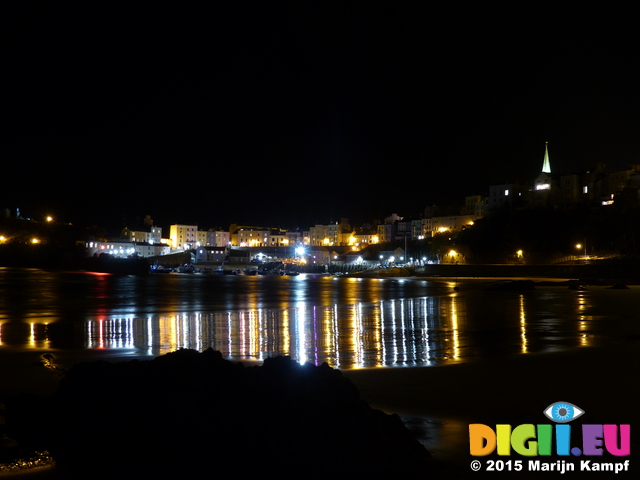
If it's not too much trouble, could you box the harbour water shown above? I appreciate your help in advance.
[1,267,639,368]
[2,267,640,477]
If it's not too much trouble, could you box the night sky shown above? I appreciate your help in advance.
[3,3,639,233]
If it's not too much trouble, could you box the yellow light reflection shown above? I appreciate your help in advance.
[64,278,573,369]
[578,315,593,347]
[449,297,460,360]
[519,294,528,353]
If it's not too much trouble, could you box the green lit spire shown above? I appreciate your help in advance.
[542,141,551,173]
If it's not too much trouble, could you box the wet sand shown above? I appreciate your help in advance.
[343,342,640,477]
[2,341,639,478]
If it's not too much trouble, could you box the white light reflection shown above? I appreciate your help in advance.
[421,298,431,365]
[295,302,307,365]
[147,317,153,355]
[29,323,36,348]
[353,302,363,367]
[226,312,233,358]
[76,295,470,368]
[398,299,408,363]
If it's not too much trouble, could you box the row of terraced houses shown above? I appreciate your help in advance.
[86,143,640,262]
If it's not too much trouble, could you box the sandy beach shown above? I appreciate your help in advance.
[343,341,640,477]
[2,339,638,478]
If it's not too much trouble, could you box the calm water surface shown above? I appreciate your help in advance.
[1,267,639,369]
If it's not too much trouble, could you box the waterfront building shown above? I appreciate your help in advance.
[213,230,230,247]
[234,227,270,247]
[285,230,305,246]
[376,223,395,243]
[353,227,379,246]
[170,224,198,250]
[86,241,170,258]
[307,246,330,264]
[121,215,162,244]
[309,220,351,246]
[195,246,226,263]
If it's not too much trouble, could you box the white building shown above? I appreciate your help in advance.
[86,241,170,258]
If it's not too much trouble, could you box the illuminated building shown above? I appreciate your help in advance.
[431,215,476,235]
[170,224,198,250]
[309,219,351,246]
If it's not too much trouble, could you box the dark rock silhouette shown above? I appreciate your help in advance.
[49,349,433,478]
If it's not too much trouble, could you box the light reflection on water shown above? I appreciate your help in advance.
[2,268,639,368]
[79,298,459,368]
[80,297,472,368]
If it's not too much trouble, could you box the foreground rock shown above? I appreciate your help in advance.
[49,349,433,478]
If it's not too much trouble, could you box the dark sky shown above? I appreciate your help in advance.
[3,3,639,233]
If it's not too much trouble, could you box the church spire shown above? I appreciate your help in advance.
[542,141,551,173]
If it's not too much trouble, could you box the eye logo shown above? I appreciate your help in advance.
[543,401,584,423]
